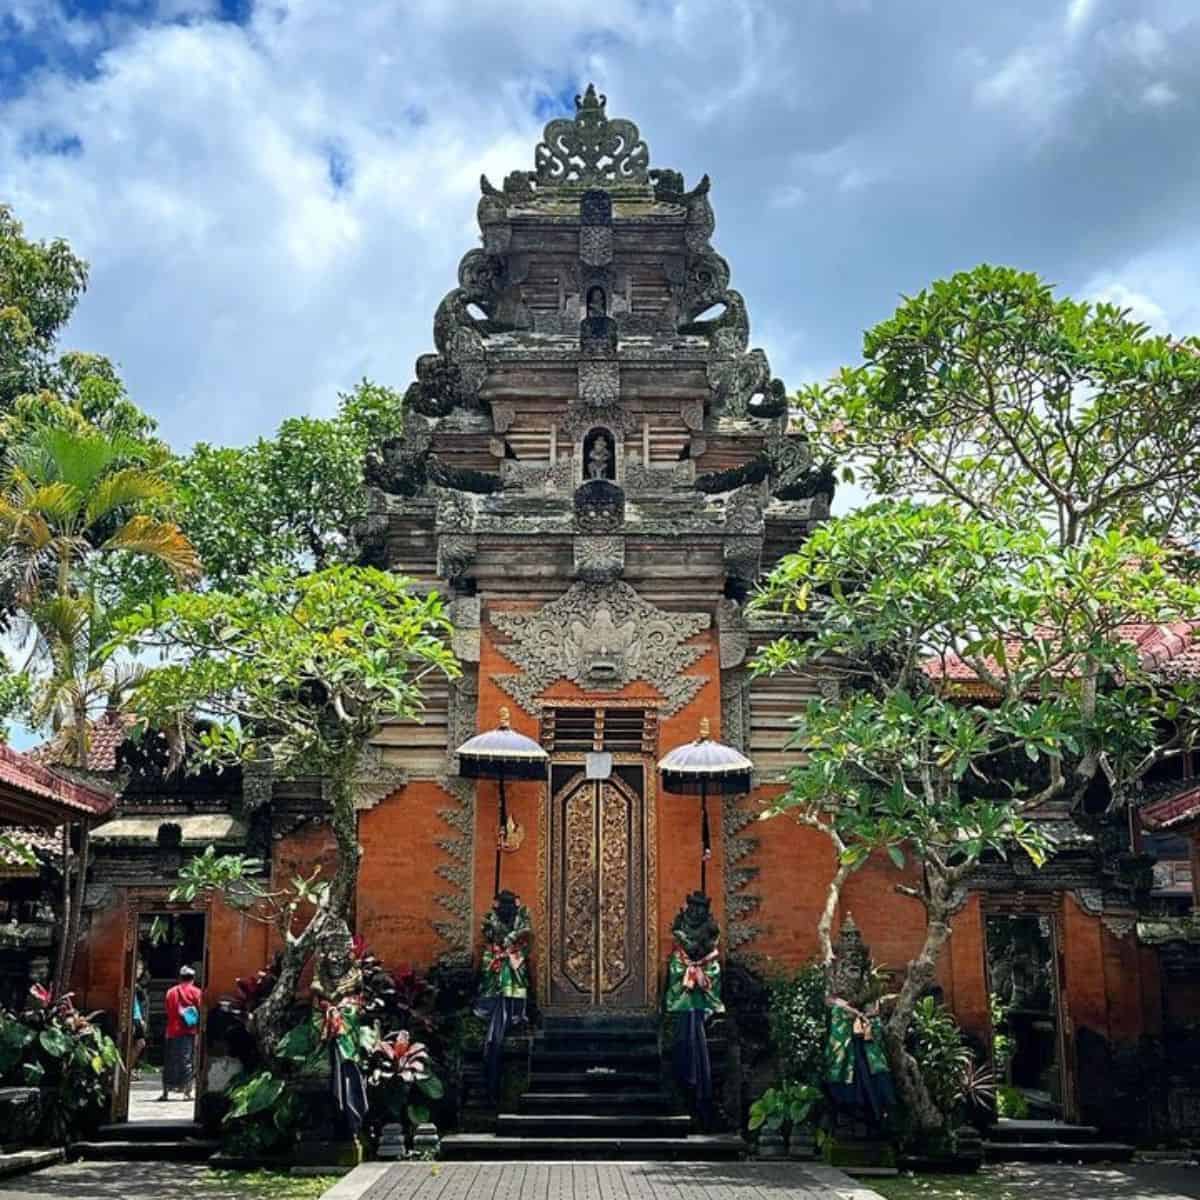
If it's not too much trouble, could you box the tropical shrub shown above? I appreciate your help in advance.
[909,996,972,1121]
[0,985,121,1142]
[766,962,827,1088]
[748,1081,822,1136]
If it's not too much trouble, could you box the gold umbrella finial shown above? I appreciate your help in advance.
[698,717,711,741]
[498,706,511,729]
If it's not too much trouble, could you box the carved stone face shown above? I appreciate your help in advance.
[565,605,638,687]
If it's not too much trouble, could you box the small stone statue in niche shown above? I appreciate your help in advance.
[473,890,532,1103]
[825,914,895,1127]
[664,891,724,1116]
[586,285,607,319]
[583,427,616,481]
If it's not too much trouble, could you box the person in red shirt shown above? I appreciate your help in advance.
[160,965,203,1101]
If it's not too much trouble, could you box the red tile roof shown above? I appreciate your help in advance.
[29,710,136,774]
[1141,785,1200,833]
[926,621,1200,696]
[0,743,115,824]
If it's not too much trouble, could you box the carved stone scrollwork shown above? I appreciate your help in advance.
[574,535,625,583]
[492,580,710,716]
[534,84,649,188]
[623,461,695,493]
[720,668,751,754]
[680,247,731,324]
[491,402,515,434]
[323,744,407,813]
[724,537,763,586]
[708,346,787,420]
[433,775,476,964]
[578,359,620,407]
[437,535,477,583]
[447,595,481,664]
[681,400,705,432]
[716,598,750,669]
[561,403,640,441]
[446,667,479,770]
[500,459,573,492]
[580,188,614,266]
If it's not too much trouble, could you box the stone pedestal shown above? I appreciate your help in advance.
[0,1088,41,1152]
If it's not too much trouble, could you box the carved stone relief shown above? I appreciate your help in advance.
[322,744,407,813]
[573,535,625,582]
[716,598,750,669]
[534,85,649,188]
[432,775,476,965]
[491,580,709,716]
[448,595,481,663]
[578,359,620,407]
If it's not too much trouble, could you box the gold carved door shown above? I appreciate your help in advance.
[547,765,648,1008]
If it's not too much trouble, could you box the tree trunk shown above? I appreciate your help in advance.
[52,823,72,995]
[61,822,90,992]
[884,874,958,1132]
[251,764,362,1058]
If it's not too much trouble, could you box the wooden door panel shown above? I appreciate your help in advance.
[549,766,647,1008]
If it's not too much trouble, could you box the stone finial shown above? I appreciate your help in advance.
[533,83,650,188]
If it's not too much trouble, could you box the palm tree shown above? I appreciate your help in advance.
[0,424,201,990]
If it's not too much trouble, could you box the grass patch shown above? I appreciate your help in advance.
[868,1171,1029,1200]
[208,1169,343,1198]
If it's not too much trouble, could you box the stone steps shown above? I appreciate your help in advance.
[73,1117,218,1163]
[519,1091,674,1113]
[439,1133,744,1161]
[524,1070,663,1092]
[69,1137,220,1162]
[983,1118,1133,1164]
[497,1113,692,1138]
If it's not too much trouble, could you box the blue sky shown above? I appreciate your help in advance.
[1,0,1198,456]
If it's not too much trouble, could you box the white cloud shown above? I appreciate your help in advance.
[1085,277,1170,331]
[974,46,1078,125]
[2,0,1199,459]
[1064,0,1096,37]
[1142,80,1178,107]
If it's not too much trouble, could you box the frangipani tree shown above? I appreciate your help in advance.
[753,500,1200,1129]
[793,264,1200,548]
[115,566,458,1052]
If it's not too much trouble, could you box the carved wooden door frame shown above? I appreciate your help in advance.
[980,897,1076,1123]
[537,753,658,1012]
[114,890,212,1123]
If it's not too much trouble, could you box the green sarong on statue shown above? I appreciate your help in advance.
[477,903,531,1001]
[664,940,725,1014]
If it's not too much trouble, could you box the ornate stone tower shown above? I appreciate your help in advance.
[358,86,831,1009]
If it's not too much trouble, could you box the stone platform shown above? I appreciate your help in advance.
[323,1161,884,1200]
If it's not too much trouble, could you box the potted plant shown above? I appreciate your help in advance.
[749,1081,822,1159]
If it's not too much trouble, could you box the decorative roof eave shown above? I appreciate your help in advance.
[1140,784,1200,833]
[0,744,115,827]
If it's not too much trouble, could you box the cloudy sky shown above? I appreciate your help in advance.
[1,0,1197,453]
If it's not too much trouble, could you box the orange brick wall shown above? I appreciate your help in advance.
[73,891,269,1020]
[358,779,462,968]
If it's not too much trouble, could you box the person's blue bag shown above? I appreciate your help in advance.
[180,1005,199,1028]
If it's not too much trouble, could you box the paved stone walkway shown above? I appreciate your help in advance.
[324,1162,883,1200]
[1,1162,254,1199]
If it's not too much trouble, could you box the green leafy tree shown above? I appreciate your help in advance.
[115,566,458,1052]
[753,501,1200,1128]
[172,380,404,592]
[0,421,199,991]
[794,264,1200,547]
[0,206,89,408]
